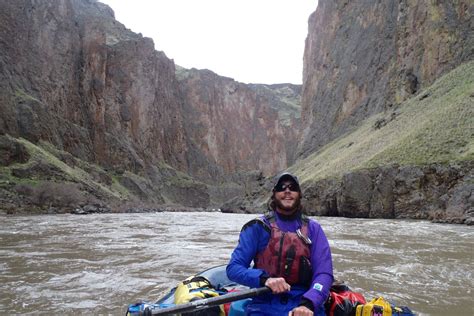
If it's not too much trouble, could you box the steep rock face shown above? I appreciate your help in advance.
[0,0,189,173]
[0,0,300,179]
[177,69,292,178]
[0,0,203,207]
[247,84,302,165]
[299,0,474,157]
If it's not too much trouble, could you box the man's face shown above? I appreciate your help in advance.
[273,180,301,215]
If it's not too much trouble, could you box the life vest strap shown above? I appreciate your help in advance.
[241,218,271,233]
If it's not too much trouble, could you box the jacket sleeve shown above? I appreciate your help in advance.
[302,221,334,309]
[226,220,270,289]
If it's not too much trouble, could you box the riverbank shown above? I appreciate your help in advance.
[2,197,472,226]
[1,137,472,224]
[0,198,222,216]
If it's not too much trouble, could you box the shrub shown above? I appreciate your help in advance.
[15,181,86,207]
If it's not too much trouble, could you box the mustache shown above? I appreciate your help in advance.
[270,196,302,212]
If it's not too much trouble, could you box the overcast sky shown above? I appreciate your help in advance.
[99,0,318,84]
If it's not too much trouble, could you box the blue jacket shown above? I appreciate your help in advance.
[227,211,333,311]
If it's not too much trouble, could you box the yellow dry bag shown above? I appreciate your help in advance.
[355,296,392,316]
[174,276,220,304]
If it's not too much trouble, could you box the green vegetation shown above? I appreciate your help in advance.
[0,136,131,202]
[167,171,200,187]
[0,132,212,212]
[110,174,133,199]
[290,61,474,185]
[20,139,127,199]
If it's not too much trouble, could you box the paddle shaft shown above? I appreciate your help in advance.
[145,286,271,315]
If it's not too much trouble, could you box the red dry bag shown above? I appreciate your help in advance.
[325,282,366,316]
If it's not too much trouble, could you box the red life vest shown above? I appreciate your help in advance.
[254,212,312,285]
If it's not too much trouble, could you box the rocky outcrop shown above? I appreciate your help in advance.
[222,59,474,224]
[302,161,474,225]
[299,0,474,157]
[222,161,474,225]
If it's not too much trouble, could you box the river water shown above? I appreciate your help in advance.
[0,212,472,315]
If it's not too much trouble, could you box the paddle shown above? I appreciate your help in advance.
[143,286,271,315]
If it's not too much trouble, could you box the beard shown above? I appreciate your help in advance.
[273,195,301,214]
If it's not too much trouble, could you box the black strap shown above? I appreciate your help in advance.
[284,245,296,277]
[243,210,309,235]
[183,276,210,286]
[265,210,309,226]
[241,218,271,234]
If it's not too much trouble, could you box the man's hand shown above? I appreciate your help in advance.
[264,277,291,294]
[289,305,313,316]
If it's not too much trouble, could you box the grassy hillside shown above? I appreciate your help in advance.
[0,136,208,213]
[291,61,474,185]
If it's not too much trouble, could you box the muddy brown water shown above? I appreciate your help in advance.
[0,212,472,315]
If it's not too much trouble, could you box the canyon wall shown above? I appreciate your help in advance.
[178,68,300,178]
[299,0,473,157]
[0,0,300,210]
[0,0,188,173]
[294,0,473,224]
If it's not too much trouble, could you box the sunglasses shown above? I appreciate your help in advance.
[274,182,300,192]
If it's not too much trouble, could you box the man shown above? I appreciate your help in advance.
[227,172,333,315]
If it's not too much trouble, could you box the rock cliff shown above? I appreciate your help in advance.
[299,0,473,157]
[0,0,300,212]
[178,68,300,178]
[0,0,188,172]
[303,162,474,225]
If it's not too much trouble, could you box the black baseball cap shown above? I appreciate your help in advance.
[273,172,300,192]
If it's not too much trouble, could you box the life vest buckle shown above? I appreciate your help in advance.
[296,229,312,245]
